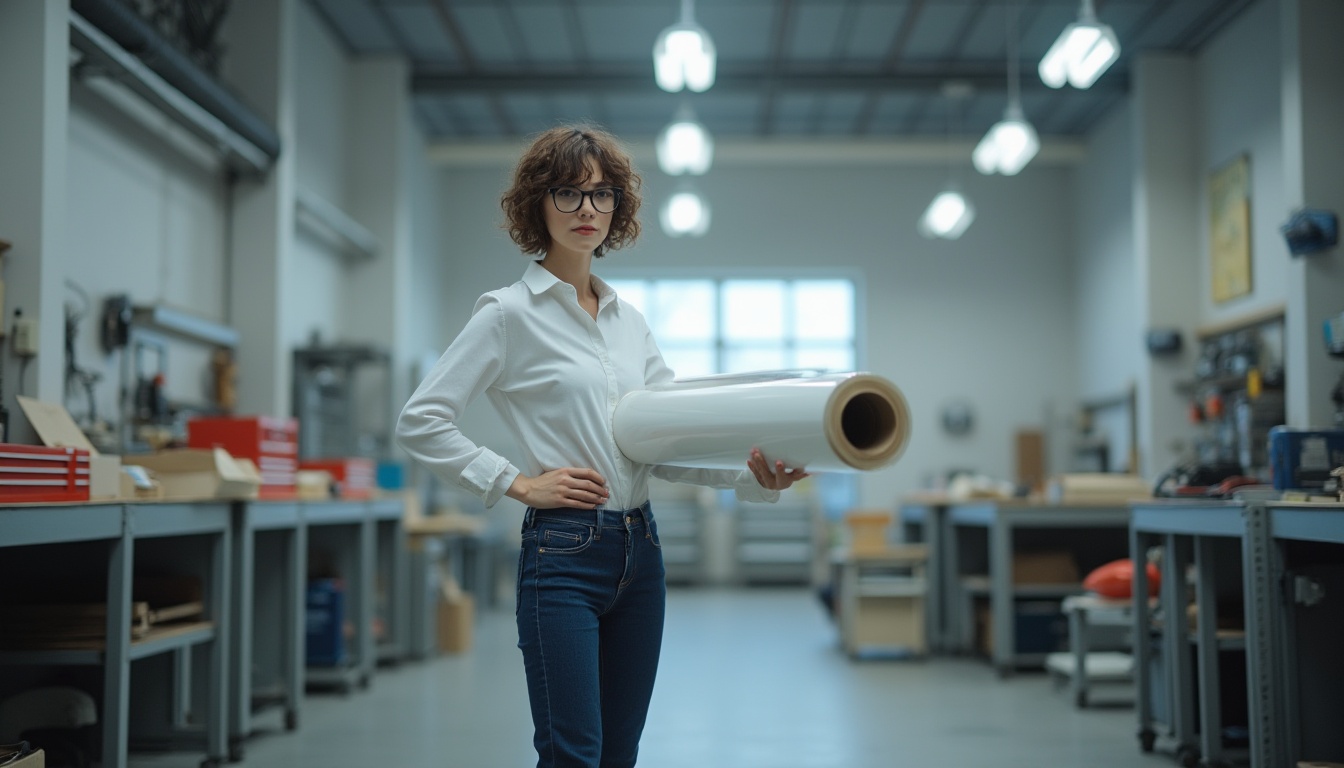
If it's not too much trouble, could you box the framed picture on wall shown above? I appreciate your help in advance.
[1209,154,1252,303]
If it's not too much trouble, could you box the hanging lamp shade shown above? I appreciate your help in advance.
[919,189,976,240]
[660,190,711,237]
[656,112,714,175]
[973,103,1039,176]
[1038,0,1121,89]
[653,22,716,92]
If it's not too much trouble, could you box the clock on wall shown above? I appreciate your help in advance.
[940,400,975,436]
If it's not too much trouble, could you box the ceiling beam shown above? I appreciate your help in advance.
[411,63,1129,96]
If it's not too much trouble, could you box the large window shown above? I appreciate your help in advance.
[605,277,857,378]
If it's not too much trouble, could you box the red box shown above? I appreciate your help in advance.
[187,416,298,498]
[300,458,375,500]
[0,444,92,503]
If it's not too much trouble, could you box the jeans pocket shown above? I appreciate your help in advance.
[537,520,594,554]
[646,517,663,549]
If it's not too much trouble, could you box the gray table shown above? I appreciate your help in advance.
[0,501,231,768]
[946,501,1131,675]
[370,498,409,664]
[229,500,304,760]
[899,497,952,653]
[1265,502,1344,768]
[1130,500,1258,768]
[302,501,375,693]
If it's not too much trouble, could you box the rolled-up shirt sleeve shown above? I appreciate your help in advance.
[638,319,780,504]
[396,296,520,508]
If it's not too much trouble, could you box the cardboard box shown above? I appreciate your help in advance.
[437,577,474,655]
[17,395,122,499]
[1015,430,1046,493]
[0,747,44,768]
[844,510,893,556]
[125,448,262,500]
[1012,550,1079,585]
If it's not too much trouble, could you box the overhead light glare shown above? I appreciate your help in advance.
[656,112,714,175]
[1039,0,1120,89]
[974,104,1039,177]
[661,190,711,237]
[919,190,975,240]
[653,0,716,93]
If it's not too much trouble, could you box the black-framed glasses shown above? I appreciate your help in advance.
[548,186,622,214]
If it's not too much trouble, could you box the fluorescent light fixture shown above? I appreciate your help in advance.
[1039,0,1120,89]
[918,190,975,240]
[660,190,711,237]
[973,103,1040,176]
[656,111,714,175]
[653,0,716,93]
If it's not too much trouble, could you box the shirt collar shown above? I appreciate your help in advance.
[521,261,621,314]
[522,260,560,295]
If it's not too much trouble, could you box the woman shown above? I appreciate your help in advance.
[396,124,807,768]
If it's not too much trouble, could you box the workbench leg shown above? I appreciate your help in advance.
[103,525,132,768]
[230,513,253,760]
[1242,502,1284,768]
[358,515,375,688]
[1132,529,1158,752]
[1165,534,1199,766]
[991,518,1014,677]
[1194,536,1223,766]
[207,523,231,765]
[285,523,306,730]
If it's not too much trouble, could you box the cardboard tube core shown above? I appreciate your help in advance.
[825,375,911,470]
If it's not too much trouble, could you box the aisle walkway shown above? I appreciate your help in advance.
[134,587,1172,768]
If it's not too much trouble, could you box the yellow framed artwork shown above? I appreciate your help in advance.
[1209,154,1251,303]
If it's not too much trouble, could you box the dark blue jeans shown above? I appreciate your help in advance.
[516,502,666,768]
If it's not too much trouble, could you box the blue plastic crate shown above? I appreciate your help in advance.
[306,578,347,667]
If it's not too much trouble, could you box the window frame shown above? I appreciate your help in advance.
[601,270,865,377]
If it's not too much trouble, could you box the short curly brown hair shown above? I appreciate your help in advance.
[501,124,642,259]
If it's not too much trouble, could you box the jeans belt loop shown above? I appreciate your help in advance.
[639,500,653,539]
[522,506,535,531]
[593,506,602,540]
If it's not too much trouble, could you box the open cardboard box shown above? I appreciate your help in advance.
[125,448,261,501]
[17,396,121,500]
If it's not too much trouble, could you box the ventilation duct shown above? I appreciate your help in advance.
[70,0,280,174]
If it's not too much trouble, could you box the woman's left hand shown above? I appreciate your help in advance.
[747,447,810,491]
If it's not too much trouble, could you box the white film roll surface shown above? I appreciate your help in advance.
[612,371,911,472]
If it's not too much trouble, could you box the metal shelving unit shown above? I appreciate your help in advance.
[735,502,814,584]
[1130,500,1258,768]
[945,500,1131,675]
[0,502,231,768]
[230,501,305,760]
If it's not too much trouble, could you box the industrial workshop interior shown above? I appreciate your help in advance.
[2,0,1344,767]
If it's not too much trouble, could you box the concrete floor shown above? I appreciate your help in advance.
[133,587,1176,768]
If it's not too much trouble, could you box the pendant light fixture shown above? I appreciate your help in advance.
[1038,0,1120,90]
[653,0,716,93]
[656,104,714,176]
[973,3,1039,177]
[661,185,711,237]
[920,83,975,240]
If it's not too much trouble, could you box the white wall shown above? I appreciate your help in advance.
[65,65,230,424]
[430,153,1082,508]
[290,0,355,350]
[1072,101,1138,470]
[1197,0,1287,323]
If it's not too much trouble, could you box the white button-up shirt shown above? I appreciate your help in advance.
[396,261,779,510]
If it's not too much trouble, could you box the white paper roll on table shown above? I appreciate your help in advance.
[612,371,911,472]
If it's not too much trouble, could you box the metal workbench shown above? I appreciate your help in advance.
[229,500,305,760]
[898,496,952,653]
[302,500,375,693]
[1129,500,1259,768]
[1264,502,1344,767]
[0,501,231,768]
[370,498,409,664]
[945,500,1132,675]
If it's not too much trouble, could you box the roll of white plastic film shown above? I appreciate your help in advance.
[612,371,911,472]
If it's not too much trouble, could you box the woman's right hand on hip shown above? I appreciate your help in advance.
[507,467,609,509]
